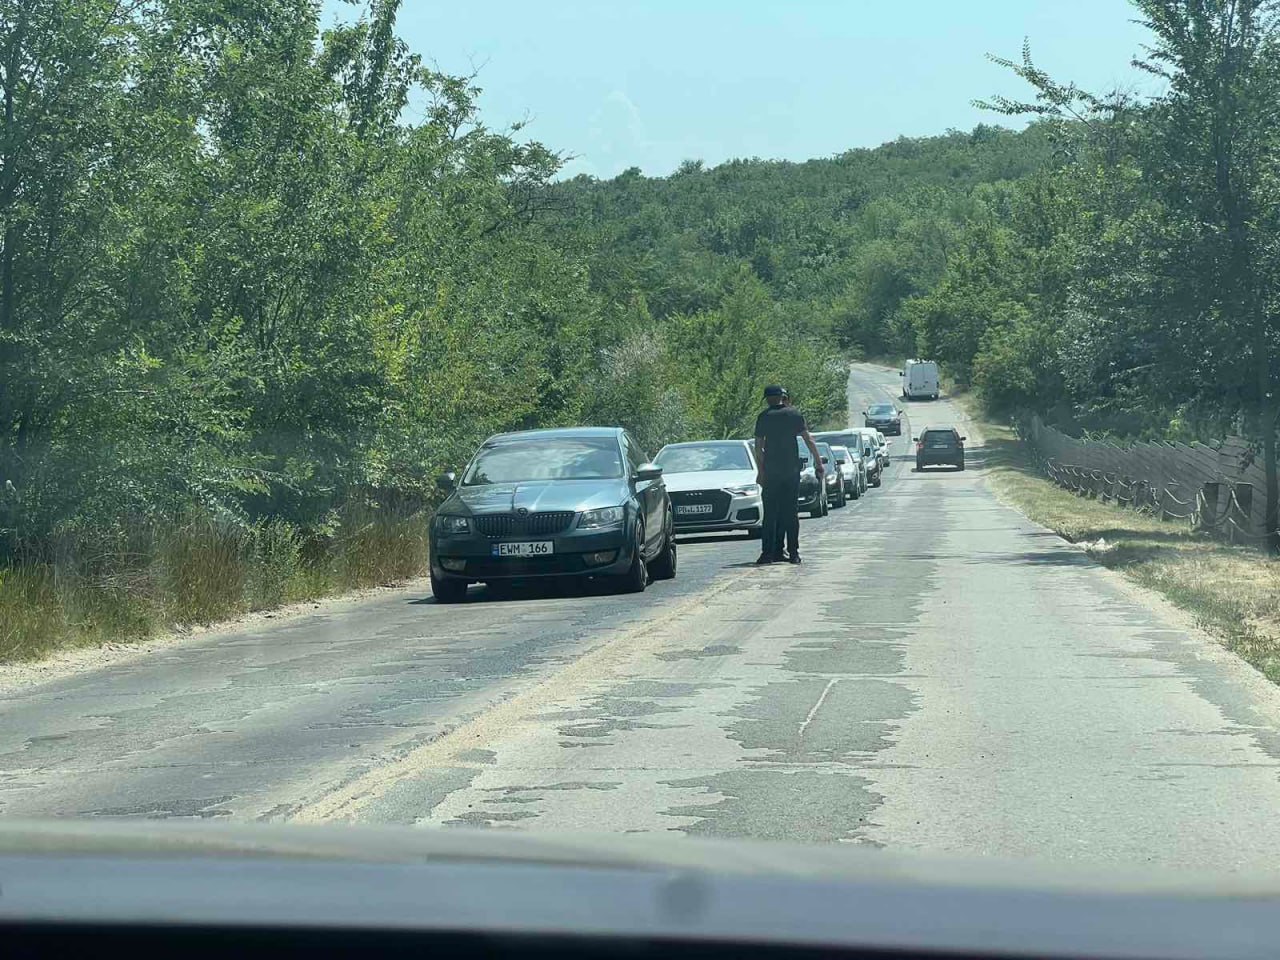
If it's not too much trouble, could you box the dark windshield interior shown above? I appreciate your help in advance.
[869,404,895,415]
[656,444,751,473]
[464,438,623,485]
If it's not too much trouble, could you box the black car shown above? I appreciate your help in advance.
[815,441,845,509]
[796,436,828,518]
[915,426,966,471]
[863,401,903,435]
[429,428,677,602]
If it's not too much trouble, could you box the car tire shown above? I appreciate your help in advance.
[649,531,677,581]
[616,522,648,594]
[431,572,468,604]
[850,481,860,501]
[957,461,965,471]
[871,473,882,488]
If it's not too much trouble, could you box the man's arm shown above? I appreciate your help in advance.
[801,429,824,476]
[754,436,766,484]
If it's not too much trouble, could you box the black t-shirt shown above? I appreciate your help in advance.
[754,405,807,475]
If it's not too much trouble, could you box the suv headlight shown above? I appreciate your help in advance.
[723,483,760,497]
[578,505,625,529]
[436,515,470,535]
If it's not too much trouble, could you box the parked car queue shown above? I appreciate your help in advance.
[428,423,895,603]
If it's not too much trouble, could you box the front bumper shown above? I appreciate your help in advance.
[797,479,823,511]
[671,490,762,533]
[431,523,638,582]
[865,421,901,435]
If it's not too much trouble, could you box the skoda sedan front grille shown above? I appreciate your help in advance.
[473,512,576,538]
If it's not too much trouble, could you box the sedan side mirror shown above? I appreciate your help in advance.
[961,436,968,442]
[633,463,664,482]
[899,371,904,376]
[436,471,457,491]
[860,410,867,416]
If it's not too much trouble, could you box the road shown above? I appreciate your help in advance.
[5,364,1280,872]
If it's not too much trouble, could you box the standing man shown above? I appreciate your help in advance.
[754,385,823,565]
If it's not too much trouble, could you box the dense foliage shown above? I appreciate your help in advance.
[0,0,1053,576]
[5,0,1278,654]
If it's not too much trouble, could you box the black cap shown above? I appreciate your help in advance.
[763,384,786,398]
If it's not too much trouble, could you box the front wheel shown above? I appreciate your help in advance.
[649,532,677,581]
[615,523,648,594]
[431,572,468,604]
[850,481,860,500]
[871,473,882,488]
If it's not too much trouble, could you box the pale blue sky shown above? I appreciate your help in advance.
[324,1,1156,178]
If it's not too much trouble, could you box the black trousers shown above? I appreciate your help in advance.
[761,470,800,558]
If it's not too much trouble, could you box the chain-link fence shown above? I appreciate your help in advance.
[1016,415,1274,546]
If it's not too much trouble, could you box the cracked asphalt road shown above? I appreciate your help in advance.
[6,364,1280,873]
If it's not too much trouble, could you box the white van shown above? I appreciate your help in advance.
[901,359,939,400]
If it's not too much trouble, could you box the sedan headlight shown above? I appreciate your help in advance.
[723,483,761,497]
[578,505,625,529]
[436,515,470,535]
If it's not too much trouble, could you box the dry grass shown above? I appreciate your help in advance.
[0,507,430,665]
[977,416,1280,683]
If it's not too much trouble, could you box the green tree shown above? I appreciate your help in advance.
[984,2,1280,549]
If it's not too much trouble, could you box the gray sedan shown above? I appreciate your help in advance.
[430,428,677,602]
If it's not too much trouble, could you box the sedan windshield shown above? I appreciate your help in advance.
[463,437,623,485]
[656,443,751,473]
[869,403,896,416]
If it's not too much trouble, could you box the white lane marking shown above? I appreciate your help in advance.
[798,677,838,738]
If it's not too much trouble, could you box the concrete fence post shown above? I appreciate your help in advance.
[1232,483,1254,544]
[1199,481,1220,534]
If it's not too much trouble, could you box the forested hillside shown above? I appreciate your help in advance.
[4,0,1278,654]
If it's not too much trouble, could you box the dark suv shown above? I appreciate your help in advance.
[915,427,966,471]
[863,402,903,436]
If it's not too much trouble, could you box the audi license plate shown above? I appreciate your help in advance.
[677,504,715,516]
[493,541,554,558]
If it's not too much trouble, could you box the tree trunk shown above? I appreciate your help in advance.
[1,30,16,336]
[1265,401,1280,555]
